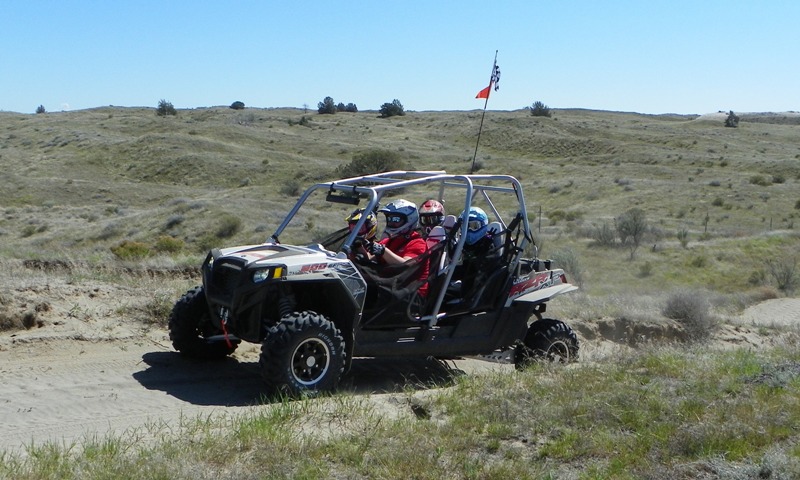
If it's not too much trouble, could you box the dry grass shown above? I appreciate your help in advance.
[1,107,799,477]
[3,346,800,479]
[7,107,796,300]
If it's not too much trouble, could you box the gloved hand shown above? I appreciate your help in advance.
[368,242,386,257]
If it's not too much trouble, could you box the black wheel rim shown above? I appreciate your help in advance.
[291,338,331,386]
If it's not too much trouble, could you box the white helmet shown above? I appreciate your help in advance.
[378,199,419,238]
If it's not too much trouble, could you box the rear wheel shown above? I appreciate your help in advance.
[514,318,578,370]
[260,311,345,395]
[168,286,239,359]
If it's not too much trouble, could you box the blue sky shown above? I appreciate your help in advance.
[2,1,797,114]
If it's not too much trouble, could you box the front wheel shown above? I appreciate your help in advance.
[168,286,239,359]
[260,311,345,395]
[514,318,579,370]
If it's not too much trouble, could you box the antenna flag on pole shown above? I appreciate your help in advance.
[475,57,500,99]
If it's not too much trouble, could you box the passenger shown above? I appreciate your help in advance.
[418,199,445,238]
[462,206,498,259]
[451,207,502,298]
[363,199,430,296]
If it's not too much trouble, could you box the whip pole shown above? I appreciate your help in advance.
[470,50,498,174]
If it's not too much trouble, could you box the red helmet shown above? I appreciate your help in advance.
[419,199,445,234]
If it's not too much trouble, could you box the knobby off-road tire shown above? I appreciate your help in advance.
[260,311,346,395]
[168,286,239,359]
[514,318,579,370]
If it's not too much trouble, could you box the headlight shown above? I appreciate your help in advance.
[253,269,270,283]
[253,266,284,283]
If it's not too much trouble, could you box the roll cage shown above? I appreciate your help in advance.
[269,171,537,326]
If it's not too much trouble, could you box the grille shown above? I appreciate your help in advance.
[210,260,244,295]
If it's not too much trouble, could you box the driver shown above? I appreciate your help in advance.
[362,199,430,297]
[345,208,378,263]
[345,208,378,242]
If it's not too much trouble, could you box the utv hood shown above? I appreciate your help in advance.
[214,243,338,271]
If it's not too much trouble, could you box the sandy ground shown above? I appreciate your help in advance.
[1,275,798,456]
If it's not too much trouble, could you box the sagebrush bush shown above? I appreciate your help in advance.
[280,179,301,196]
[766,255,798,293]
[749,175,771,186]
[663,290,714,342]
[592,222,616,247]
[677,228,689,248]
[617,208,648,259]
[551,247,584,287]
[111,240,151,260]
[215,215,242,239]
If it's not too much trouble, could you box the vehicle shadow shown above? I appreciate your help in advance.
[133,352,466,407]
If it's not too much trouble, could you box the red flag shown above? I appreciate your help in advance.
[475,61,500,99]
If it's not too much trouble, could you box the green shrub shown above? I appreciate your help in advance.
[724,110,739,127]
[280,179,301,196]
[749,175,771,186]
[663,290,714,342]
[530,101,552,117]
[616,208,648,259]
[639,261,653,277]
[215,215,242,239]
[35,105,46,114]
[766,255,798,293]
[111,240,151,260]
[154,235,184,253]
[230,101,245,110]
[551,247,584,287]
[379,99,405,118]
[689,254,708,268]
[317,96,336,114]
[592,222,616,247]
[677,228,689,248]
[156,99,177,116]
[549,209,566,223]
[336,149,404,177]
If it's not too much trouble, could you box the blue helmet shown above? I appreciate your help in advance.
[463,207,488,245]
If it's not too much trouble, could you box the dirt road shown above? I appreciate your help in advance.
[1,298,798,456]
[0,332,503,455]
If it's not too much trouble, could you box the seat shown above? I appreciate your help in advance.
[425,225,448,274]
[441,214,457,232]
[486,221,504,257]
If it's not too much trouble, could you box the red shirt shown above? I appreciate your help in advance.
[379,231,429,296]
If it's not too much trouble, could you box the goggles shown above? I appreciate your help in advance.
[385,214,406,228]
[468,220,485,232]
[419,213,443,226]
